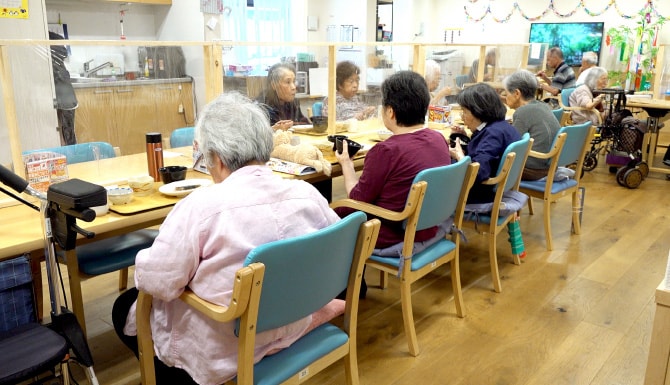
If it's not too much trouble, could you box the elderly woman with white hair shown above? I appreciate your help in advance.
[569,66,609,126]
[112,92,340,385]
[503,69,561,180]
[425,59,452,106]
[576,51,598,85]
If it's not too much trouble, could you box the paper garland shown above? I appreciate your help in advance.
[464,0,667,23]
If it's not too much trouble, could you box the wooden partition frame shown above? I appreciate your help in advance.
[0,40,548,174]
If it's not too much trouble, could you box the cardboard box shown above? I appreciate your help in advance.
[22,152,69,192]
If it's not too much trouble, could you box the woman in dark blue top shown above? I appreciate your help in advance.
[450,83,521,203]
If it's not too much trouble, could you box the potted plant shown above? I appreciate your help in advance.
[606,4,666,91]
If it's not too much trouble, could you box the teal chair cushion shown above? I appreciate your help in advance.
[251,323,348,385]
[65,229,158,276]
[519,178,578,194]
[369,239,456,271]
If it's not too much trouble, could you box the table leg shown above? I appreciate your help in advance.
[64,248,87,337]
[644,115,670,175]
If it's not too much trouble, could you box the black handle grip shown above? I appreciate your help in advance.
[0,164,29,193]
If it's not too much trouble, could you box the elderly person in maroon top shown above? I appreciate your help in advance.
[335,70,452,249]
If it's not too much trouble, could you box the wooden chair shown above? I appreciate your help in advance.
[462,133,532,293]
[137,212,381,385]
[331,157,479,356]
[558,87,602,127]
[169,127,195,148]
[518,121,595,250]
[552,107,564,125]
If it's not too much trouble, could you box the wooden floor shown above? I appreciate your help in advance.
[45,153,670,385]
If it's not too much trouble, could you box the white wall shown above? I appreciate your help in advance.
[0,0,58,166]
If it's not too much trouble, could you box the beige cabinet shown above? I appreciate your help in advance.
[74,81,195,155]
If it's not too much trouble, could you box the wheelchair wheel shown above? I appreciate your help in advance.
[636,161,649,179]
[616,166,629,186]
[623,168,643,189]
[583,155,598,171]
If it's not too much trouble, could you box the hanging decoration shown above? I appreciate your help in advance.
[464,0,667,23]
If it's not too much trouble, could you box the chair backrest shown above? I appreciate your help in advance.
[242,211,370,333]
[22,142,115,164]
[560,87,576,108]
[455,74,469,88]
[312,102,324,117]
[556,121,593,168]
[496,133,532,193]
[0,255,35,332]
[552,107,564,124]
[169,127,195,148]
[412,156,472,232]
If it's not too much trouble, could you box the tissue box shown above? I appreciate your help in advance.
[22,152,69,192]
[192,144,210,175]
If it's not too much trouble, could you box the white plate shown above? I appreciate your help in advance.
[159,179,213,197]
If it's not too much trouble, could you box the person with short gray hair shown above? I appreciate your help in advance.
[576,51,599,85]
[503,69,561,180]
[425,59,452,105]
[113,91,340,384]
[569,66,609,126]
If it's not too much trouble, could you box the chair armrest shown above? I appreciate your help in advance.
[330,181,427,223]
[179,263,264,323]
[330,199,409,222]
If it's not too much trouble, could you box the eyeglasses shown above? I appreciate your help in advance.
[344,77,360,85]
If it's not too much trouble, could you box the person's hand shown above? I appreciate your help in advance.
[449,138,465,161]
[356,106,377,120]
[272,120,294,131]
[334,139,352,164]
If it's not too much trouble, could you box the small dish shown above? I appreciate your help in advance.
[335,137,363,158]
[159,179,213,197]
[107,187,134,205]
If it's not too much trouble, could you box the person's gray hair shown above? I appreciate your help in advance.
[425,59,440,83]
[503,69,538,101]
[548,46,564,59]
[584,66,608,90]
[195,91,274,172]
[582,51,598,65]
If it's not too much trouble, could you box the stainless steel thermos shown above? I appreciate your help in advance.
[146,132,164,182]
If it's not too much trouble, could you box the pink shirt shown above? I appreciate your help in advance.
[124,165,340,385]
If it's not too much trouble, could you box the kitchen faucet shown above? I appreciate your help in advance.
[82,61,113,77]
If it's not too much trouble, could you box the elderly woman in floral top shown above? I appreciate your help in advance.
[323,61,376,120]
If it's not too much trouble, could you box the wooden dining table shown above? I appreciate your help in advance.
[625,98,670,177]
[0,121,452,330]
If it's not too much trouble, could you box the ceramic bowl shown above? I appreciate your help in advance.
[377,130,393,141]
[91,202,109,216]
[158,166,187,184]
[107,187,134,205]
[335,137,363,158]
[327,134,348,151]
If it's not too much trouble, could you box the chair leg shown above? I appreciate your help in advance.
[450,258,465,318]
[489,233,502,293]
[118,267,128,291]
[571,191,582,235]
[400,280,419,356]
[64,250,87,337]
[527,196,535,215]
[343,347,360,385]
[379,270,388,289]
[543,199,553,251]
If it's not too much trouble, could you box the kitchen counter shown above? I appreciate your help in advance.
[71,76,192,89]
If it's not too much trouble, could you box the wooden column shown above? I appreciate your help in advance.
[203,44,223,103]
[0,45,24,177]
